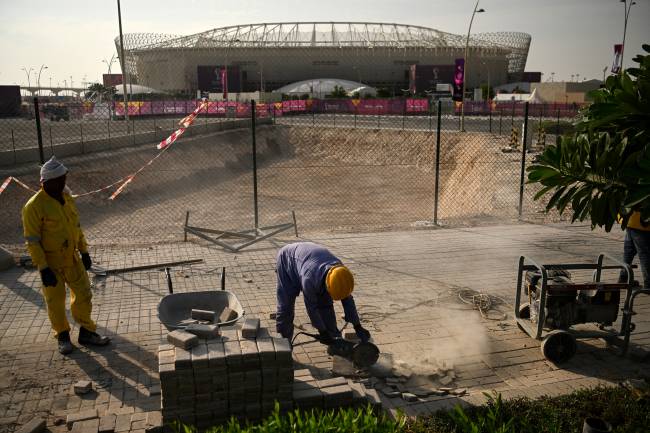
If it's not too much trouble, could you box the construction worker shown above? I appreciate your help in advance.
[22,156,110,354]
[620,212,650,289]
[275,242,371,348]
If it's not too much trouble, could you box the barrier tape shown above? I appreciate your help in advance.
[1,100,206,200]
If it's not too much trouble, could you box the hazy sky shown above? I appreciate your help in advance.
[1,0,648,88]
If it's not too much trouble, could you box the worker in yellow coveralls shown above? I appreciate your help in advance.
[22,156,110,354]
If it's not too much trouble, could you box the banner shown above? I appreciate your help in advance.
[453,58,465,102]
[221,68,228,99]
[611,44,623,74]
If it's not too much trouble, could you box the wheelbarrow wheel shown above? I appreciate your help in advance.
[541,330,576,364]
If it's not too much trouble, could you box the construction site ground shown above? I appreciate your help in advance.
[1,222,649,432]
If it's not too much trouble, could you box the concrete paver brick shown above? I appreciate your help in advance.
[191,309,217,323]
[241,318,260,339]
[219,308,238,323]
[224,341,243,371]
[66,409,99,429]
[317,376,347,389]
[256,338,276,365]
[207,340,227,367]
[185,324,220,340]
[15,418,46,433]
[174,347,192,370]
[167,330,199,350]
[71,418,99,433]
[239,339,260,369]
[322,385,353,408]
[98,415,116,433]
[190,343,209,369]
[293,387,323,408]
[73,381,93,395]
[271,337,292,364]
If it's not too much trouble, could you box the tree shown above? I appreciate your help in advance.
[527,44,650,231]
[328,85,348,98]
[85,83,115,101]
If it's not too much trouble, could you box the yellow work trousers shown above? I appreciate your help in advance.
[41,259,96,337]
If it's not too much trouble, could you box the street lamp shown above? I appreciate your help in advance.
[102,54,117,75]
[460,0,485,131]
[21,67,34,89]
[37,64,48,96]
[620,0,636,73]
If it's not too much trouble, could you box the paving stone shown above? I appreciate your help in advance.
[147,384,161,397]
[71,418,99,433]
[401,392,418,402]
[67,409,99,429]
[322,384,353,408]
[347,381,367,405]
[293,387,323,408]
[191,309,217,323]
[380,387,401,398]
[294,369,312,378]
[207,340,227,367]
[239,339,260,368]
[190,343,209,369]
[332,355,356,376]
[167,330,199,350]
[15,418,46,433]
[317,376,347,389]
[256,338,276,365]
[74,380,93,395]
[272,337,292,364]
[219,307,238,323]
[439,375,453,386]
[241,317,260,339]
[98,415,116,433]
[174,347,192,369]
[185,323,220,339]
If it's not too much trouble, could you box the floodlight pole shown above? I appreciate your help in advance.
[460,0,484,132]
[620,0,636,73]
[117,0,129,123]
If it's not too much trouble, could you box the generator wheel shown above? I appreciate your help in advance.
[541,330,576,364]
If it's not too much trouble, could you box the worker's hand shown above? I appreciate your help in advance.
[40,268,58,287]
[81,253,92,271]
[354,323,371,343]
[317,329,335,346]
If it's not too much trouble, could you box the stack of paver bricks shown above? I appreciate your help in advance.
[159,318,294,428]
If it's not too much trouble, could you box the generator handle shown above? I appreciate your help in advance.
[596,252,634,284]
[515,255,548,339]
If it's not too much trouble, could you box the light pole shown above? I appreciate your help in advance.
[103,54,117,75]
[620,0,636,73]
[37,65,48,96]
[116,0,130,122]
[460,0,485,131]
[21,67,34,93]
[602,66,608,83]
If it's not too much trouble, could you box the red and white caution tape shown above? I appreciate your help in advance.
[0,176,38,196]
[0,177,12,195]
[157,126,186,150]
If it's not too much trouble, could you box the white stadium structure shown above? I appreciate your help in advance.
[117,22,531,95]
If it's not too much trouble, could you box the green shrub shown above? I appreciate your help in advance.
[538,119,575,136]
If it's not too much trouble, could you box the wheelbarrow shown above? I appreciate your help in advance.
[157,266,245,331]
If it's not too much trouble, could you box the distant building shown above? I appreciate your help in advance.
[117,22,531,95]
[530,80,602,103]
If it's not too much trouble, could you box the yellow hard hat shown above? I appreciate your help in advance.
[326,265,354,300]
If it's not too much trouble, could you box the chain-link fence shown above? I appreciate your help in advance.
[0,96,580,251]
[1,31,583,250]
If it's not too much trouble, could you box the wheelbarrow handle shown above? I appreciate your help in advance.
[165,267,173,294]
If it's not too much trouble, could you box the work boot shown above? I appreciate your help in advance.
[58,331,74,355]
[78,327,110,346]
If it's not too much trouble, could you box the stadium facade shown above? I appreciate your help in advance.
[117,22,531,96]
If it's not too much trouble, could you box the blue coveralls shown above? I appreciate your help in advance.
[275,242,360,340]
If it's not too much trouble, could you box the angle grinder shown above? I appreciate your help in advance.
[293,331,380,368]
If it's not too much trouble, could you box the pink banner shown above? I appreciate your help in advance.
[406,99,428,112]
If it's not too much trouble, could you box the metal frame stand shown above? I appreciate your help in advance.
[183,100,298,253]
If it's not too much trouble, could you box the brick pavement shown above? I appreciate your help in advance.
[0,223,649,431]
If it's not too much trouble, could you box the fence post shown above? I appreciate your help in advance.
[377,110,380,129]
[80,124,84,154]
[49,125,53,155]
[107,118,111,146]
[428,101,432,132]
[354,105,357,129]
[251,99,259,230]
[33,97,45,164]
[556,109,560,135]
[511,103,515,127]
[11,129,16,164]
[434,100,442,225]
[402,101,406,130]
[499,109,503,135]
[518,102,530,219]
[489,105,492,133]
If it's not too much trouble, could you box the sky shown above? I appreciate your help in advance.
[1,0,648,89]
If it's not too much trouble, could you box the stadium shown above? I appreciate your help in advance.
[117,22,531,95]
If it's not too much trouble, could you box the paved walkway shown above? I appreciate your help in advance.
[0,223,648,431]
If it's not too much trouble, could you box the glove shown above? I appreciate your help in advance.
[317,329,335,346]
[81,253,92,271]
[354,323,371,343]
[40,268,58,287]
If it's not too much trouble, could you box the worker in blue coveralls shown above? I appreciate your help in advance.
[275,242,371,348]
